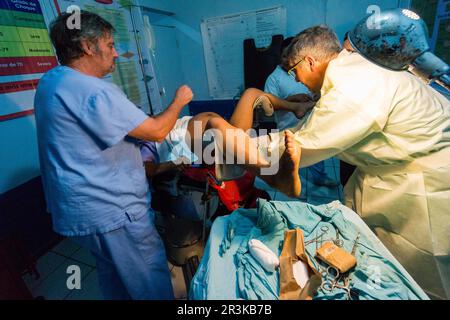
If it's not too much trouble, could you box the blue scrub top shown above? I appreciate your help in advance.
[34,66,150,236]
[140,141,159,164]
[264,65,309,130]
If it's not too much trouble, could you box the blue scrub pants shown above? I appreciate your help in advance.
[72,211,174,300]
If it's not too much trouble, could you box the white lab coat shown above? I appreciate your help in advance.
[292,50,450,299]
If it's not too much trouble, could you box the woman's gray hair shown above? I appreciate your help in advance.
[281,25,341,70]
[49,11,115,65]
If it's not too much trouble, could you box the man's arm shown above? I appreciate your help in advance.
[128,85,193,142]
[294,87,377,168]
[298,147,339,168]
[262,91,315,119]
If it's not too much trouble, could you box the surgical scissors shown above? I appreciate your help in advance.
[319,265,340,292]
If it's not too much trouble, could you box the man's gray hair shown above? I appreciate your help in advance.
[49,11,115,65]
[281,25,341,70]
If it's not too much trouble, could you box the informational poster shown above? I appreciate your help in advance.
[0,0,162,121]
[0,0,58,120]
[50,0,162,114]
[200,6,286,99]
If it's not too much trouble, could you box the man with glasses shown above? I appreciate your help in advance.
[265,37,338,188]
[272,25,450,299]
[265,38,313,130]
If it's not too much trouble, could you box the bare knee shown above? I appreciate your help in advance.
[204,112,221,118]
[190,112,221,129]
[242,88,264,100]
[206,114,226,130]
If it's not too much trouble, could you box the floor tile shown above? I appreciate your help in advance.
[255,174,307,201]
[324,165,336,180]
[22,251,67,290]
[30,258,93,300]
[64,269,102,300]
[24,249,192,300]
[324,158,336,168]
[70,247,96,267]
[332,157,341,168]
[309,186,340,199]
[51,238,81,257]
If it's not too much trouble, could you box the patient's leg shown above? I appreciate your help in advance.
[186,112,270,167]
[251,130,302,198]
[186,113,301,198]
[229,88,315,131]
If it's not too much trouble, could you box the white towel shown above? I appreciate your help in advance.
[248,239,279,273]
[156,116,198,164]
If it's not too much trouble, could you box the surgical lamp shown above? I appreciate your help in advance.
[348,8,450,92]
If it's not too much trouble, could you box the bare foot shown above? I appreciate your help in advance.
[271,130,301,197]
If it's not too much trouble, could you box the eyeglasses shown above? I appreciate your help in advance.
[287,57,304,80]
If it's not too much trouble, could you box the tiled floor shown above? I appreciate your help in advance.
[22,238,188,300]
[23,159,343,300]
[255,157,344,205]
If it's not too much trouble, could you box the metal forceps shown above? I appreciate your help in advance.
[333,229,344,247]
[351,232,360,256]
[305,225,330,247]
[333,232,361,299]
[319,232,361,299]
[333,276,354,300]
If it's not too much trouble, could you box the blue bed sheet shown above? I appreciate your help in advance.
[189,199,429,300]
